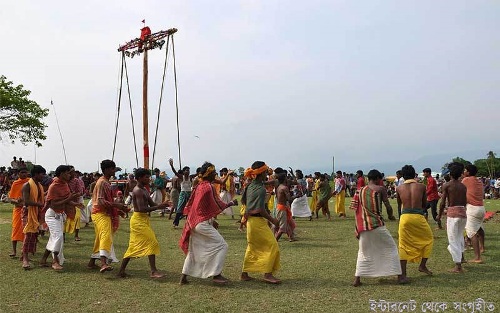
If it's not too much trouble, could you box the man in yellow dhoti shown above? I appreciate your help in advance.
[87,160,128,273]
[310,172,320,214]
[65,167,85,241]
[118,168,170,278]
[240,161,281,284]
[396,165,433,283]
[334,171,347,218]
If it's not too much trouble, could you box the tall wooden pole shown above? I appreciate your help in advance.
[143,47,149,169]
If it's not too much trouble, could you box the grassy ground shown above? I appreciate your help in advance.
[0,198,499,313]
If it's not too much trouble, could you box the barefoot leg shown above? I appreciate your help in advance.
[418,258,433,275]
[264,273,281,284]
[179,274,189,285]
[240,272,254,281]
[352,276,362,287]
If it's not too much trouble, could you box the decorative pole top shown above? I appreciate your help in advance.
[118,25,177,58]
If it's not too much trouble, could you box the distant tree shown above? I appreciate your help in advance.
[473,153,500,177]
[442,157,472,171]
[238,167,245,176]
[0,75,48,146]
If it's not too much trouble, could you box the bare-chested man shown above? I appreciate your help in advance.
[462,164,486,263]
[396,165,433,282]
[168,169,181,220]
[437,162,467,273]
[274,168,296,241]
[118,168,170,278]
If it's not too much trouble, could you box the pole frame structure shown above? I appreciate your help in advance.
[117,27,177,169]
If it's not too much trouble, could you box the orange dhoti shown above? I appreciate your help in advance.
[11,207,25,242]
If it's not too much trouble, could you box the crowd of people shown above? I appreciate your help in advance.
[0,156,495,287]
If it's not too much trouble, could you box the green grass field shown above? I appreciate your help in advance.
[0,198,499,313]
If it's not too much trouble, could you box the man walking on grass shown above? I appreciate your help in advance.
[351,169,402,286]
[396,165,433,283]
[437,163,467,273]
[118,168,170,278]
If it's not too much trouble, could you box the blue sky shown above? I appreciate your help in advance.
[1,0,499,174]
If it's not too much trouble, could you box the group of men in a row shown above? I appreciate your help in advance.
[4,159,286,285]
[351,163,486,286]
[5,165,85,269]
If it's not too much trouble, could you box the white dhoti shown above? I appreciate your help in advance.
[446,217,467,263]
[355,226,401,277]
[465,204,485,238]
[291,195,311,217]
[45,208,66,265]
[78,196,89,224]
[182,220,228,278]
[219,191,233,216]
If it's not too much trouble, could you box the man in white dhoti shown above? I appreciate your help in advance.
[437,163,467,273]
[179,162,238,285]
[350,169,403,286]
[291,170,311,220]
[40,165,82,270]
[462,165,486,263]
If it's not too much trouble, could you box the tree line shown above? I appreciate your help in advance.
[442,151,500,178]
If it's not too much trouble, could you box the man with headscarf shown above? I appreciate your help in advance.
[240,161,281,284]
[179,162,238,285]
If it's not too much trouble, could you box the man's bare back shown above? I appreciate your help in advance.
[442,180,467,207]
[171,176,180,190]
[397,181,427,210]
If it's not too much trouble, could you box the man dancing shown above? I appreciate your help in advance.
[118,168,170,278]
[316,174,332,220]
[274,168,296,241]
[423,168,442,229]
[41,165,82,270]
[241,161,281,284]
[351,170,402,286]
[334,171,347,218]
[6,168,29,257]
[87,160,128,273]
[396,165,433,282]
[437,163,467,273]
[179,162,238,285]
[462,164,486,263]
[169,158,192,228]
[20,165,46,270]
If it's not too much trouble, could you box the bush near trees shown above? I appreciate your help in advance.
[0,75,48,147]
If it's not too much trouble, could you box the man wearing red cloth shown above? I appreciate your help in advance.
[179,162,238,285]
[423,168,442,229]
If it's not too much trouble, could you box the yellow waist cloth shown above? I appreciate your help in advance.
[398,213,433,263]
[240,204,246,216]
[92,212,113,256]
[242,216,280,274]
[123,212,160,258]
[64,208,81,233]
[335,190,346,214]
[310,190,318,212]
